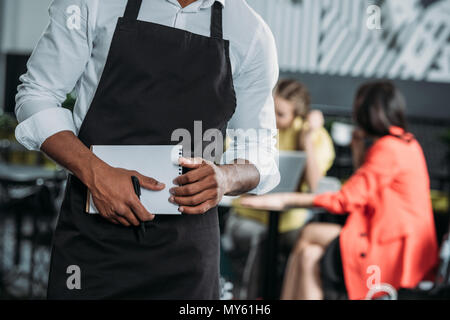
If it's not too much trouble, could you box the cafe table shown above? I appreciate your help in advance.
[219,196,286,300]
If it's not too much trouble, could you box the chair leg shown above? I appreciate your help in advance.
[0,218,5,297]
[28,215,39,298]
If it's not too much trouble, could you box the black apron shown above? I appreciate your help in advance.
[47,0,236,299]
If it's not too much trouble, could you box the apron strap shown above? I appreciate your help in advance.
[124,0,143,20]
[210,1,223,39]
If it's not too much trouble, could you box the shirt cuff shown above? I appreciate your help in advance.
[221,148,280,195]
[15,107,77,151]
[313,193,330,207]
[313,192,344,214]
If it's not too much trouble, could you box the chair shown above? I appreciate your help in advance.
[382,217,450,300]
[329,122,354,180]
[0,164,65,298]
[0,183,63,298]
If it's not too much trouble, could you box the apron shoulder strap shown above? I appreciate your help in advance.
[211,1,223,39]
[124,0,143,20]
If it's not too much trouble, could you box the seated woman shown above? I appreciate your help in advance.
[224,79,335,299]
[241,81,439,300]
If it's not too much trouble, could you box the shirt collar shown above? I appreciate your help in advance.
[166,0,225,12]
[201,0,225,9]
[389,126,414,142]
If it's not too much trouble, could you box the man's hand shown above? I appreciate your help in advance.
[169,158,228,214]
[40,131,165,227]
[41,132,258,219]
[169,157,260,215]
[89,165,165,226]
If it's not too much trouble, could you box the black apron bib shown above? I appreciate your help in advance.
[47,0,236,299]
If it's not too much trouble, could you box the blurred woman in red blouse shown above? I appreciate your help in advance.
[241,81,439,300]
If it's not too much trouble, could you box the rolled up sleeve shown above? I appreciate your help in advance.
[15,0,91,150]
[221,23,280,195]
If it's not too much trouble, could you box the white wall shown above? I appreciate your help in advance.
[248,0,450,83]
[1,0,52,54]
[0,0,52,109]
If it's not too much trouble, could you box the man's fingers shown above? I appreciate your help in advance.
[103,215,121,225]
[115,216,131,227]
[116,207,140,226]
[173,165,212,186]
[94,200,121,225]
[109,217,120,225]
[130,198,155,222]
[136,173,165,191]
[179,199,216,215]
[179,157,204,169]
[170,177,217,196]
[170,189,217,206]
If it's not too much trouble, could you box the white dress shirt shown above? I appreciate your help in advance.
[15,0,280,194]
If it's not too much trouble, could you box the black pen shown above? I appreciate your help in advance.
[131,176,146,237]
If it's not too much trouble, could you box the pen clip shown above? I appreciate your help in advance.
[131,176,141,198]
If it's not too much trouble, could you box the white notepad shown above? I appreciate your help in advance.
[86,145,183,215]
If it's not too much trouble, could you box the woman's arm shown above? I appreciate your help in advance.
[240,192,315,211]
[241,139,398,214]
[300,132,322,192]
[298,111,326,192]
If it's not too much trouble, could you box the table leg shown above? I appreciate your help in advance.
[0,215,4,296]
[14,209,22,266]
[264,210,280,300]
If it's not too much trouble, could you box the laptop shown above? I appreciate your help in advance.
[270,150,306,193]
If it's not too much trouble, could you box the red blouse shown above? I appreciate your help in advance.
[314,127,439,300]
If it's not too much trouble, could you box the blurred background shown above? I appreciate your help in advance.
[0,0,449,299]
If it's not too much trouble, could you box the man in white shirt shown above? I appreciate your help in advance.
[15,0,280,299]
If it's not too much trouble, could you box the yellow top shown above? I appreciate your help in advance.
[233,117,335,233]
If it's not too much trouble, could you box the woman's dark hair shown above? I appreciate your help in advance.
[275,79,311,118]
[354,81,408,137]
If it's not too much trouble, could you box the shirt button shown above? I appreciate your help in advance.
[360,253,366,258]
